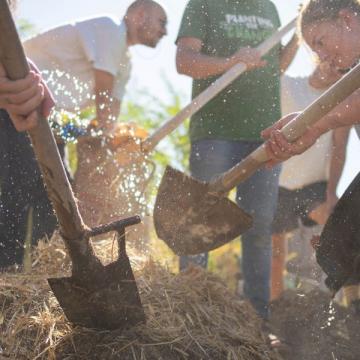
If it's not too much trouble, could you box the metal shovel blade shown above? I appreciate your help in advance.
[154,166,253,255]
[48,251,145,330]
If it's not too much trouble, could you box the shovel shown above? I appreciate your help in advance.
[154,62,360,256]
[0,0,145,330]
[140,18,297,153]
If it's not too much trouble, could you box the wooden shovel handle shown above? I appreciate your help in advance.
[211,62,360,193]
[0,0,85,240]
[141,18,297,153]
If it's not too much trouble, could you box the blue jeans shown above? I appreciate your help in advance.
[179,139,281,319]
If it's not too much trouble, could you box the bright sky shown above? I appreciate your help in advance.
[17,0,360,194]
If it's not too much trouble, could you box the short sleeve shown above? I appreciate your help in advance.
[269,1,281,29]
[77,17,126,77]
[176,0,209,43]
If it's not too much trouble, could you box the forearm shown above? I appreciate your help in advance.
[313,89,360,136]
[93,69,119,130]
[95,95,120,129]
[327,146,346,197]
[280,33,299,74]
[327,128,350,197]
[176,48,234,79]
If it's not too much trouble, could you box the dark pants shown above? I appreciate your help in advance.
[0,110,57,268]
[317,172,360,292]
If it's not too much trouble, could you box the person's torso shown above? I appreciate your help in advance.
[186,0,281,142]
[279,76,333,189]
[24,16,131,111]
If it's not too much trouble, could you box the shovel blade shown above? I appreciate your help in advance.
[154,166,253,255]
[48,256,145,330]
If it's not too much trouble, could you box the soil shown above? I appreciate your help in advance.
[270,289,360,360]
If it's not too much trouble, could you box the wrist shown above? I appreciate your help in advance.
[312,116,335,137]
[224,56,236,70]
[326,188,338,202]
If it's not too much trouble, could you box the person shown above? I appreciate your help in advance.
[24,0,167,132]
[0,49,57,268]
[271,63,350,299]
[262,0,360,305]
[175,0,299,322]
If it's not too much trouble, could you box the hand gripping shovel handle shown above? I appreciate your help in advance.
[141,18,297,153]
[211,62,360,193]
[0,1,86,241]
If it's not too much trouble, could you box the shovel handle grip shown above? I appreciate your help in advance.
[141,18,297,153]
[0,0,85,239]
[211,62,360,193]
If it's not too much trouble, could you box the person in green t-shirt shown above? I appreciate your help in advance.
[176,0,298,321]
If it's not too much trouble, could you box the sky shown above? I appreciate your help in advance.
[16,0,360,195]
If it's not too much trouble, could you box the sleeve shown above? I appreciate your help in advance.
[176,0,209,44]
[270,2,281,29]
[77,18,126,77]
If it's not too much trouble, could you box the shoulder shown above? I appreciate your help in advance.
[264,0,280,14]
[183,0,208,12]
[261,0,281,25]
[75,15,120,31]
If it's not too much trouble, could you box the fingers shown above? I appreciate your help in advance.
[0,62,51,131]
[233,47,267,69]
[6,83,44,116]
[0,71,40,95]
[267,130,294,159]
[261,113,299,139]
[264,126,320,168]
[5,75,41,105]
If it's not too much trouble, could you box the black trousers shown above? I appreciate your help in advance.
[317,172,360,292]
[0,110,57,268]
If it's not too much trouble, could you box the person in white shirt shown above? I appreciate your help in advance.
[271,63,350,299]
[24,0,167,132]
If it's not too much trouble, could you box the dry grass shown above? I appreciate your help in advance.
[0,234,281,360]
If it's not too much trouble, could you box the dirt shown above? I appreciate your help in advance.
[270,289,360,360]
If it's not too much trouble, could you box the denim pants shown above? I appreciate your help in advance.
[179,139,281,319]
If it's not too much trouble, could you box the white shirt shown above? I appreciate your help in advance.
[279,76,333,190]
[24,16,131,112]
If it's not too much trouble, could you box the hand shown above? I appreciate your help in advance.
[0,61,55,131]
[309,192,338,225]
[230,47,267,70]
[261,112,322,167]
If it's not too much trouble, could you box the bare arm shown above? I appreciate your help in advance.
[326,127,350,202]
[279,33,299,74]
[313,89,360,135]
[176,37,265,80]
[262,88,360,166]
[94,69,120,131]
[309,126,350,224]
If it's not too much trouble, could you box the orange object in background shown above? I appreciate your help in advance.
[109,122,148,166]
[271,233,287,300]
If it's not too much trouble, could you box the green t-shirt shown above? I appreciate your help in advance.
[177,0,281,142]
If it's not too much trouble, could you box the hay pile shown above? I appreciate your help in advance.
[0,236,281,360]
